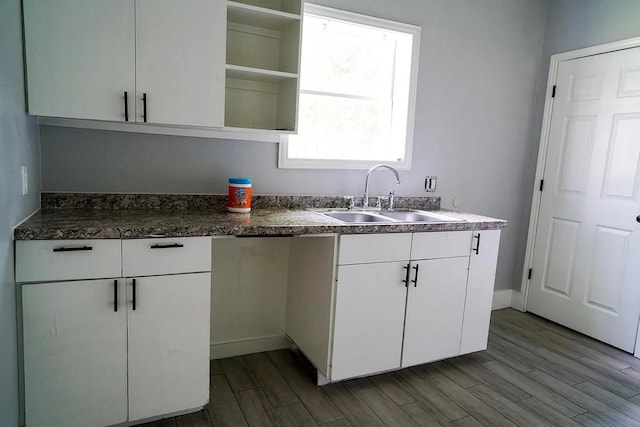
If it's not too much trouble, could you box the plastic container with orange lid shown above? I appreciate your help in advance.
[228,178,252,212]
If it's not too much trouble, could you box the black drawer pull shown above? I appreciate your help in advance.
[150,243,184,249]
[143,93,147,122]
[53,246,93,252]
[114,280,118,312]
[132,278,137,311]
[412,264,420,287]
[473,233,481,255]
[124,91,129,121]
[402,263,410,287]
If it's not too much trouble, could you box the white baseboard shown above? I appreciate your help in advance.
[492,289,513,310]
[210,335,290,359]
[510,290,525,311]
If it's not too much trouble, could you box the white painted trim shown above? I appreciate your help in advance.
[278,3,420,170]
[36,117,283,142]
[209,335,289,359]
[492,289,513,310]
[510,290,525,312]
[635,323,640,359]
[520,36,640,312]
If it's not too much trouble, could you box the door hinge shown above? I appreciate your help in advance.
[528,268,532,280]
[552,85,556,98]
[539,179,544,191]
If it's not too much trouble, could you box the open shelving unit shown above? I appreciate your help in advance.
[225,0,302,132]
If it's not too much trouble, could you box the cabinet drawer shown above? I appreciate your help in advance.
[338,233,412,265]
[15,240,122,283]
[122,237,211,277]
[411,231,473,260]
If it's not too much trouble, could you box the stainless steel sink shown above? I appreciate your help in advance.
[378,210,462,223]
[312,208,464,224]
[323,211,393,223]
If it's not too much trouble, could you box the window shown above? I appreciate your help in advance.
[278,4,420,169]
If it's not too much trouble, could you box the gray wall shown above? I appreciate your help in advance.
[515,0,640,295]
[41,0,549,294]
[0,0,41,424]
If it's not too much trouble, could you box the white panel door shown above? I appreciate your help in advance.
[135,0,226,127]
[127,273,211,421]
[22,279,127,427]
[331,262,407,381]
[528,47,640,352]
[402,257,469,367]
[23,0,135,121]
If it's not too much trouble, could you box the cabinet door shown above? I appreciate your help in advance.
[460,230,501,354]
[402,257,469,367]
[136,0,225,127]
[23,0,135,121]
[127,272,211,421]
[331,262,407,381]
[22,279,128,427]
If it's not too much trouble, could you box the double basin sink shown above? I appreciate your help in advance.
[312,208,464,224]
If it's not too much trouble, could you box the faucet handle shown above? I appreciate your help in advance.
[376,195,389,209]
[388,190,395,211]
[343,196,355,210]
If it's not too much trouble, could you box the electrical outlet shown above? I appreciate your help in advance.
[424,176,437,192]
[21,166,28,196]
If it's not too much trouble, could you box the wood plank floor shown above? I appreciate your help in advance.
[136,308,640,426]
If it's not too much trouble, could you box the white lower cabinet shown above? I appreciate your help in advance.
[331,261,408,380]
[287,230,501,382]
[402,256,470,367]
[22,279,128,427]
[461,229,502,354]
[127,273,211,421]
[18,237,212,427]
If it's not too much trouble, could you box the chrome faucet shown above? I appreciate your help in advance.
[363,164,401,208]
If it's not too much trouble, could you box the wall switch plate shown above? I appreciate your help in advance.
[424,176,437,192]
[21,166,28,196]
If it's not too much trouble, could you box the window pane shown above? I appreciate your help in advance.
[288,93,404,161]
[300,14,398,98]
[279,5,419,169]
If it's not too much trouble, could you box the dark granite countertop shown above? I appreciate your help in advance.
[13,194,507,240]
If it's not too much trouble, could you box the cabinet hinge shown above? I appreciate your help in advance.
[528,268,532,280]
[539,179,544,191]
[552,85,556,98]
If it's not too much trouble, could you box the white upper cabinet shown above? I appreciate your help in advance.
[135,0,225,127]
[23,0,225,127]
[23,0,136,122]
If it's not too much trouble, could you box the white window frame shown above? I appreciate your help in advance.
[278,4,421,170]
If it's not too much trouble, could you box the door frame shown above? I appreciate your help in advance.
[519,36,640,315]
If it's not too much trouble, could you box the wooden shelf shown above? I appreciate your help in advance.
[228,1,299,30]
[226,64,297,82]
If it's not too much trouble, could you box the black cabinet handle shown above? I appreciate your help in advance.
[473,233,481,255]
[132,278,137,311]
[114,280,118,312]
[402,263,410,287]
[53,246,93,252]
[150,243,184,249]
[143,93,147,122]
[412,264,420,287]
[124,91,129,121]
